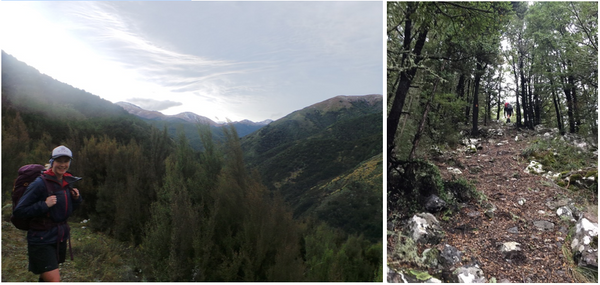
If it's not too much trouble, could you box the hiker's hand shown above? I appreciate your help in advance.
[71,188,80,200]
[45,195,57,208]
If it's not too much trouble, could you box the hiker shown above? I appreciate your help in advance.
[504,102,513,123]
[13,145,83,282]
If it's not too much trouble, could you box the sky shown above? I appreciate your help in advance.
[0,1,383,122]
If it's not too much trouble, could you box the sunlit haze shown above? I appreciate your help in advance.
[0,1,383,122]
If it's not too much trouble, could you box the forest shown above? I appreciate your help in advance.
[387,1,597,283]
[2,52,382,281]
[388,1,597,159]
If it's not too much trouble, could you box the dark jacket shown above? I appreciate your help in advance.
[13,169,83,245]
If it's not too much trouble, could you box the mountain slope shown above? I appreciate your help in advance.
[240,95,383,218]
[308,153,383,242]
[2,51,129,120]
[1,51,153,146]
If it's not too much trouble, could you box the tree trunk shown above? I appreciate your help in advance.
[569,74,581,132]
[526,76,535,129]
[519,54,530,129]
[510,56,522,126]
[471,61,484,136]
[562,73,576,133]
[496,81,502,121]
[533,76,541,126]
[387,3,429,157]
[551,87,564,135]
[409,63,445,160]
[465,78,472,124]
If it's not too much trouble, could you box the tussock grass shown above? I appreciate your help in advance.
[1,218,140,282]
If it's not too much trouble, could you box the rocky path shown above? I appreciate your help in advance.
[432,123,596,282]
[387,121,598,283]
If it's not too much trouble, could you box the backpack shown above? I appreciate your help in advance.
[10,164,50,230]
[506,103,513,110]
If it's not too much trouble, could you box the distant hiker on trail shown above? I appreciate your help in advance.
[504,102,513,123]
[13,145,83,282]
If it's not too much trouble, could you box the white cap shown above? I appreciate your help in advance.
[51,145,72,159]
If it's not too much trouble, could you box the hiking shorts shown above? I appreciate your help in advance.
[28,241,66,274]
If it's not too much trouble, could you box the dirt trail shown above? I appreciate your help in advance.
[430,122,592,282]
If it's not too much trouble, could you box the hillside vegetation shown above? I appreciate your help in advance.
[2,51,382,281]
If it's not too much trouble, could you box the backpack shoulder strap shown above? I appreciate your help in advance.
[40,175,55,196]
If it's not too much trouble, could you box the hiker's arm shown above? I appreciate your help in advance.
[13,179,50,218]
[71,188,83,210]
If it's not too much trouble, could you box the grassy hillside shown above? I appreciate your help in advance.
[304,153,383,242]
[240,96,382,218]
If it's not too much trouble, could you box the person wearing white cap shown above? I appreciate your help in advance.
[13,145,83,282]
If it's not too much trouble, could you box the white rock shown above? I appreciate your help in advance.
[458,272,475,283]
[426,277,442,283]
[447,167,463,175]
[524,161,544,174]
[500,242,521,252]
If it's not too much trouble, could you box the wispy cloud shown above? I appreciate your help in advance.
[58,2,261,100]
[127,98,182,111]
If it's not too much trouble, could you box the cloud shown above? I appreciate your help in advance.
[126,98,182,111]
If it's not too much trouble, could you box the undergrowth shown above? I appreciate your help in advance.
[521,138,592,173]
[1,219,140,282]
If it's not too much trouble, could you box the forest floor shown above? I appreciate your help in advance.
[429,121,597,283]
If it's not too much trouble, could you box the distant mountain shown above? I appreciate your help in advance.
[116,101,272,148]
[240,94,383,219]
[116,102,218,126]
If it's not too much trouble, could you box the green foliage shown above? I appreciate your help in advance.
[242,106,382,217]
[388,160,444,219]
[521,139,593,173]
[304,222,382,281]
[443,178,483,204]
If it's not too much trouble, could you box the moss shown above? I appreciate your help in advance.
[585,170,597,178]
[557,180,567,187]
[392,234,421,265]
[409,269,433,281]
[388,160,445,219]
[570,174,583,182]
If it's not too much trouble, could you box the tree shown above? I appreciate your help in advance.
[388,2,511,158]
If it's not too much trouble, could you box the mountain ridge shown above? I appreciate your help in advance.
[115,101,274,127]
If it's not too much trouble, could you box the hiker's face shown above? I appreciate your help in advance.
[52,157,71,177]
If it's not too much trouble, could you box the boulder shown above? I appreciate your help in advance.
[533,220,555,231]
[546,198,572,210]
[440,244,462,268]
[425,195,447,213]
[454,265,486,283]
[388,161,444,219]
[499,242,526,262]
[421,248,440,268]
[407,213,445,245]
[571,216,598,269]
[556,206,576,222]
[524,160,544,174]
[447,167,463,175]
[507,227,519,234]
